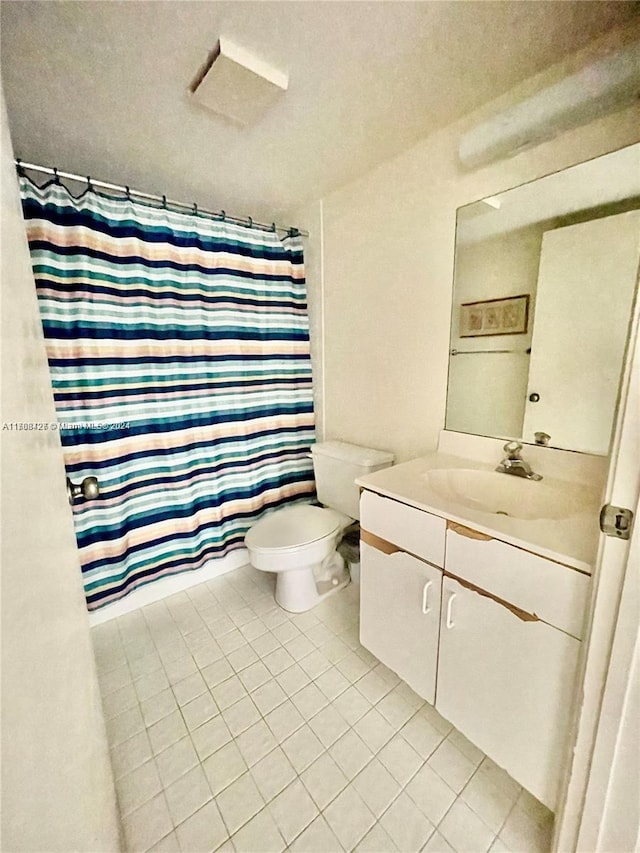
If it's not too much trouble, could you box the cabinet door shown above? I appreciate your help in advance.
[360,539,442,704]
[436,576,580,810]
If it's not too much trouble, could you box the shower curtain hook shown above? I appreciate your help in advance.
[220,210,226,222]
[162,194,167,208]
[192,202,198,216]
[125,185,131,199]
[53,167,60,184]
[16,158,25,177]
[86,176,93,192]
[271,222,277,232]
[247,216,253,229]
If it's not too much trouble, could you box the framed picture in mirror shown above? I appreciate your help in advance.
[459,294,529,337]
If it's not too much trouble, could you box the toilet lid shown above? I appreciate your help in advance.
[245,505,342,551]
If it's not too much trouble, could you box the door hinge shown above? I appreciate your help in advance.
[599,505,634,540]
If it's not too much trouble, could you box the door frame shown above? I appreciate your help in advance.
[579,509,639,851]
[554,263,640,851]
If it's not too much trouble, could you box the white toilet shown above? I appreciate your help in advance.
[245,441,394,612]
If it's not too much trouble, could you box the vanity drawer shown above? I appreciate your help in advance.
[360,490,446,567]
[445,524,590,639]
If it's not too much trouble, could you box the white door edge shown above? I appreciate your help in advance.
[554,263,640,852]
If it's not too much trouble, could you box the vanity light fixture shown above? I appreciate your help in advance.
[188,37,289,126]
[459,40,640,168]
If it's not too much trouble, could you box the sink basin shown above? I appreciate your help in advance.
[423,468,587,521]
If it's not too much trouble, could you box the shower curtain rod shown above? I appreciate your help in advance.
[15,159,309,238]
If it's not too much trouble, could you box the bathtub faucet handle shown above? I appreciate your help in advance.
[66,476,99,505]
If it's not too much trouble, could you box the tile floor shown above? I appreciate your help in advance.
[92,565,554,853]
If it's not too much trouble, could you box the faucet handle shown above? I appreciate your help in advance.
[503,441,523,459]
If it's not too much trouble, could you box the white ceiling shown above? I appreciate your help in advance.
[1,1,638,223]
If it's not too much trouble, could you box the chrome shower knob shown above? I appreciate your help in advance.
[67,476,99,505]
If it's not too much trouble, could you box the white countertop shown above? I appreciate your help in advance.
[357,452,602,573]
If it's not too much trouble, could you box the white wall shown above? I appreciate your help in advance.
[295,23,640,463]
[0,87,121,850]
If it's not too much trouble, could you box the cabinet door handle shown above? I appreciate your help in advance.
[421,580,432,614]
[445,593,457,629]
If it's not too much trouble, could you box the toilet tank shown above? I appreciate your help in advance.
[310,441,394,520]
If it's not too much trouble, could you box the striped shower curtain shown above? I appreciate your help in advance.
[20,176,316,610]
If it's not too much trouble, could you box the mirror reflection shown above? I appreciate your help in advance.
[446,143,640,456]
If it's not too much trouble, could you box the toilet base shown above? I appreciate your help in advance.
[274,560,350,613]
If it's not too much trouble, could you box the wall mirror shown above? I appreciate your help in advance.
[446,143,640,456]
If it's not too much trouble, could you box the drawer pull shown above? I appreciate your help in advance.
[446,593,457,629]
[422,580,433,614]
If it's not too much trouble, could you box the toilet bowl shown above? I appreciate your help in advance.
[245,504,350,613]
[245,441,395,613]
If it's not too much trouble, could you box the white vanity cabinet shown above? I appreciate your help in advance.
[359,491,446,704]
[359,488,591,812]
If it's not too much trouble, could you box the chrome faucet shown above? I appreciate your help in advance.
[496,441,542,481]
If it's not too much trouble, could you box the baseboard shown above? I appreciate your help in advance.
[87,549,251,626]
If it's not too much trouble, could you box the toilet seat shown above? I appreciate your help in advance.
[245,504,342,553]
